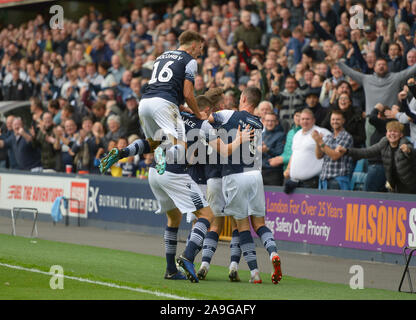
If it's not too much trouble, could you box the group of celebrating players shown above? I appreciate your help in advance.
[99,30,282,285]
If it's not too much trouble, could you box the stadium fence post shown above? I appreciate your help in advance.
[62,197,81,227]
[10,207,39,238]
[398,246,416,293]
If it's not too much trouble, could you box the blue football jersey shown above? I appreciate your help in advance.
[204,118,227,180]
[212,110,263,176]
[180,112,216,184]
[142,50,197,107]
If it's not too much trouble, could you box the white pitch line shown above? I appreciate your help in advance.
[0,262,193,300]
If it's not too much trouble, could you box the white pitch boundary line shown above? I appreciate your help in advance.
[0,262,194,300]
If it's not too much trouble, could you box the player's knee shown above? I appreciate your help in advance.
[166,209,182,227]
[209,224,221,234]
[209,217,224,233]
[235,217,251,232]
[250,217,265,233]
[195,206,214,224]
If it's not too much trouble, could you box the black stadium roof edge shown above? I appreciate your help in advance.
[0,0,55,9]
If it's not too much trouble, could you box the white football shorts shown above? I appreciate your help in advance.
[148,167,208,215]
[206,177,226,217]
[138,97,186,142]
[186,178,227,222]
[186,184,207,223]
[222,170,265,220]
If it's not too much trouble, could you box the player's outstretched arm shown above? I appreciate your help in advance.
[209,125,253,157]
[184,79,204,119]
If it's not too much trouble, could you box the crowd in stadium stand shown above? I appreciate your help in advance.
[0,0,416,194]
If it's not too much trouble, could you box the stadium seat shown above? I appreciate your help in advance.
[349,159,368,191]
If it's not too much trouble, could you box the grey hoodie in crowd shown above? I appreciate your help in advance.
[337,61,416,114]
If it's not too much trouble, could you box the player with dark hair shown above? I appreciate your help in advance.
[196,88,243,282]
[206,87,282,284]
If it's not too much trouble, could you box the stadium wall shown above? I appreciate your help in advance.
[0,0,178,27]
[1,169,415,266]
[0,0,139,27]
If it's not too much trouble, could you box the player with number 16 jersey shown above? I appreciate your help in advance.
[143,51,196,109]
[139,31,205,145]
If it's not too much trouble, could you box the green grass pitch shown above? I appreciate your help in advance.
[0,234,415,300]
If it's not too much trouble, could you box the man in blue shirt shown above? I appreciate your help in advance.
[261,112,286,186]
[286,26,310,68]
[90,36,113,64]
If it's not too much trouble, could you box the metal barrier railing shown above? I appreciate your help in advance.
[11,207,38,238]
[63,197,81,227]
[219,216,232,241]
[398,246,416,293]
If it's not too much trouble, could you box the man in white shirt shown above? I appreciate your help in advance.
[283,108,331,189]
